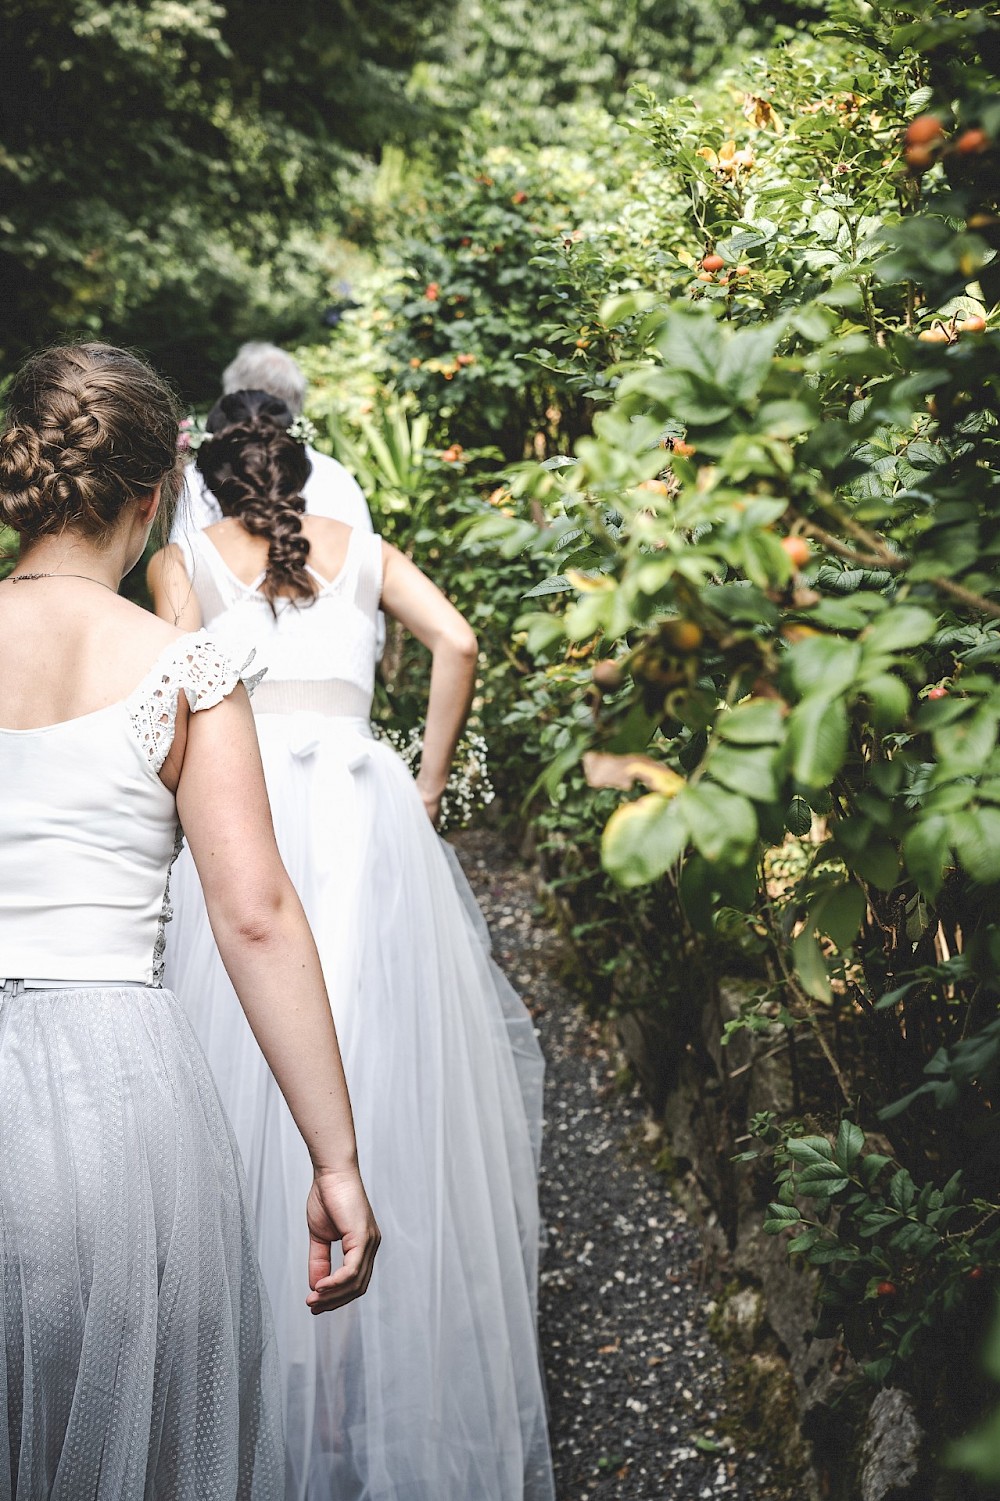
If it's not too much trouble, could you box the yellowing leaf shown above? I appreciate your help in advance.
[584,751,684,797]
[565,568,613,593]
[602,794,687,888]
[742,95,785,133]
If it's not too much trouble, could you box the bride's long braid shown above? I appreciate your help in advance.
[196,390,314,609]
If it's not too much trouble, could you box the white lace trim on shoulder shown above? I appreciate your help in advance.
[127,632,263,774]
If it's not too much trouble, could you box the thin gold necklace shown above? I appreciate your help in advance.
[5,570,118,593]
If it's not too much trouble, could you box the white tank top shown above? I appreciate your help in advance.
[0,632,245,986]
[175,527,383,721]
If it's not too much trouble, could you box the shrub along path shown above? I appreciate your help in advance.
[451,828,786,1501]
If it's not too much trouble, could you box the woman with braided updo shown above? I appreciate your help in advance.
[0,344,378,1499]
[149,392,554,1501]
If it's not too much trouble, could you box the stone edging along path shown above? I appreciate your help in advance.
[451,829,787,1501]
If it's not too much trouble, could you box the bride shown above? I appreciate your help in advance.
[149,389,555,1501]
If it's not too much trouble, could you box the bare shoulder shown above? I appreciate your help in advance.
[103,592,194,662]
[146,541,188,584]
[302,514,355,574]
[380,539,417,576]
[303,514,353,544]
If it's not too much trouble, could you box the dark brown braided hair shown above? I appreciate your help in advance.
[0,343,183,544]
[196,390,315,608]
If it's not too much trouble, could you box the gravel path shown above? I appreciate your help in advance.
[451,830,786,1501]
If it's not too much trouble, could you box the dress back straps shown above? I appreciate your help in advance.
[176,531,242,623]
[353,532,384,623]
[180,526,382,623]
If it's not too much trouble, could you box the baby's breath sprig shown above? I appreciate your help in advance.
[375,726,496,833]
[287,414,319,446]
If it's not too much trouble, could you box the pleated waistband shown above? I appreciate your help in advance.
[0,978,156,995]
[254,709,374,734]
[251,677,373,721]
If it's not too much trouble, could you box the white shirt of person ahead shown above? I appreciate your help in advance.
[170,445,374,541]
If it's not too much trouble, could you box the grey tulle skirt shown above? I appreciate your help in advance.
[0,983,284,1500]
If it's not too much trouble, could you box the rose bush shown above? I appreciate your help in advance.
[463,0,1000,1423]
[291,0,999,1444]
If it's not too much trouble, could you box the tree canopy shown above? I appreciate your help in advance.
[0,0,452,395]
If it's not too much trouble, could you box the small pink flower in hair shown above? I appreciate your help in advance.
[179,416,211,454]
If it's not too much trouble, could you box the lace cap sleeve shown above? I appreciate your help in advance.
[179,634,261,713]
[128,631,264,773]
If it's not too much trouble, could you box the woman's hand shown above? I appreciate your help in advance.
[416,777,442,829]
[305,1168,381,1315]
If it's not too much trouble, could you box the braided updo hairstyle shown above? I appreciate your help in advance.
[0,343,182,544]
[196,390,314,608]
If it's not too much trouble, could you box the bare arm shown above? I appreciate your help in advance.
[175,687,379,1311]
[380,542,478,827]
[148,544,203,631]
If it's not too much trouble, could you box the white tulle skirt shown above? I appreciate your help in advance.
[164,712,554,1501]
[0,983,284,1500]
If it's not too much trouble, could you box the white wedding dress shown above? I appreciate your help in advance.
[164,527,554,1501]
[0,634,284,1499]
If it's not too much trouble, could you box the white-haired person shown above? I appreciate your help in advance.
[172,342,372,540]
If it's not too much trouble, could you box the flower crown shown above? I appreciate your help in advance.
[178,412,318,455]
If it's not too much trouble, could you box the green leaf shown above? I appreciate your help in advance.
[835,1120,865,1172]
[833,818,900,890]
[517,611,567,654]
[798,1173,851,1197]
[797,1159,852,1184]
[902,815,952,899]
[790,305,836,341]
[522,574,572,598]
[860,1153,893,1187]
[859,672,912,729]
[718,325,779,404]
[738,529,793,590]
[792,928,833,1003]
[715,227,768,262]
[716,700,786,745]
[785,796,813,836]
[810,1242,858,1265]
[680,785,758,863]
[949,1403,1000,1483]
[655,310,722,383]
[599,291,657,326]
[951,808,1000,884]
[787,695,848,787]
[813,883,865,949]
[707,744,779,802]
[857,1212,902,1235]
[677,853,716,933]
[888,1169,915,1213]
[756,400,815,439]
[787,637,862,698]
[786,1136,835,1164]
[763,1202,802,1234]
[860,606,937,655]
[602,794,687,889]
[934,705,1000,771]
